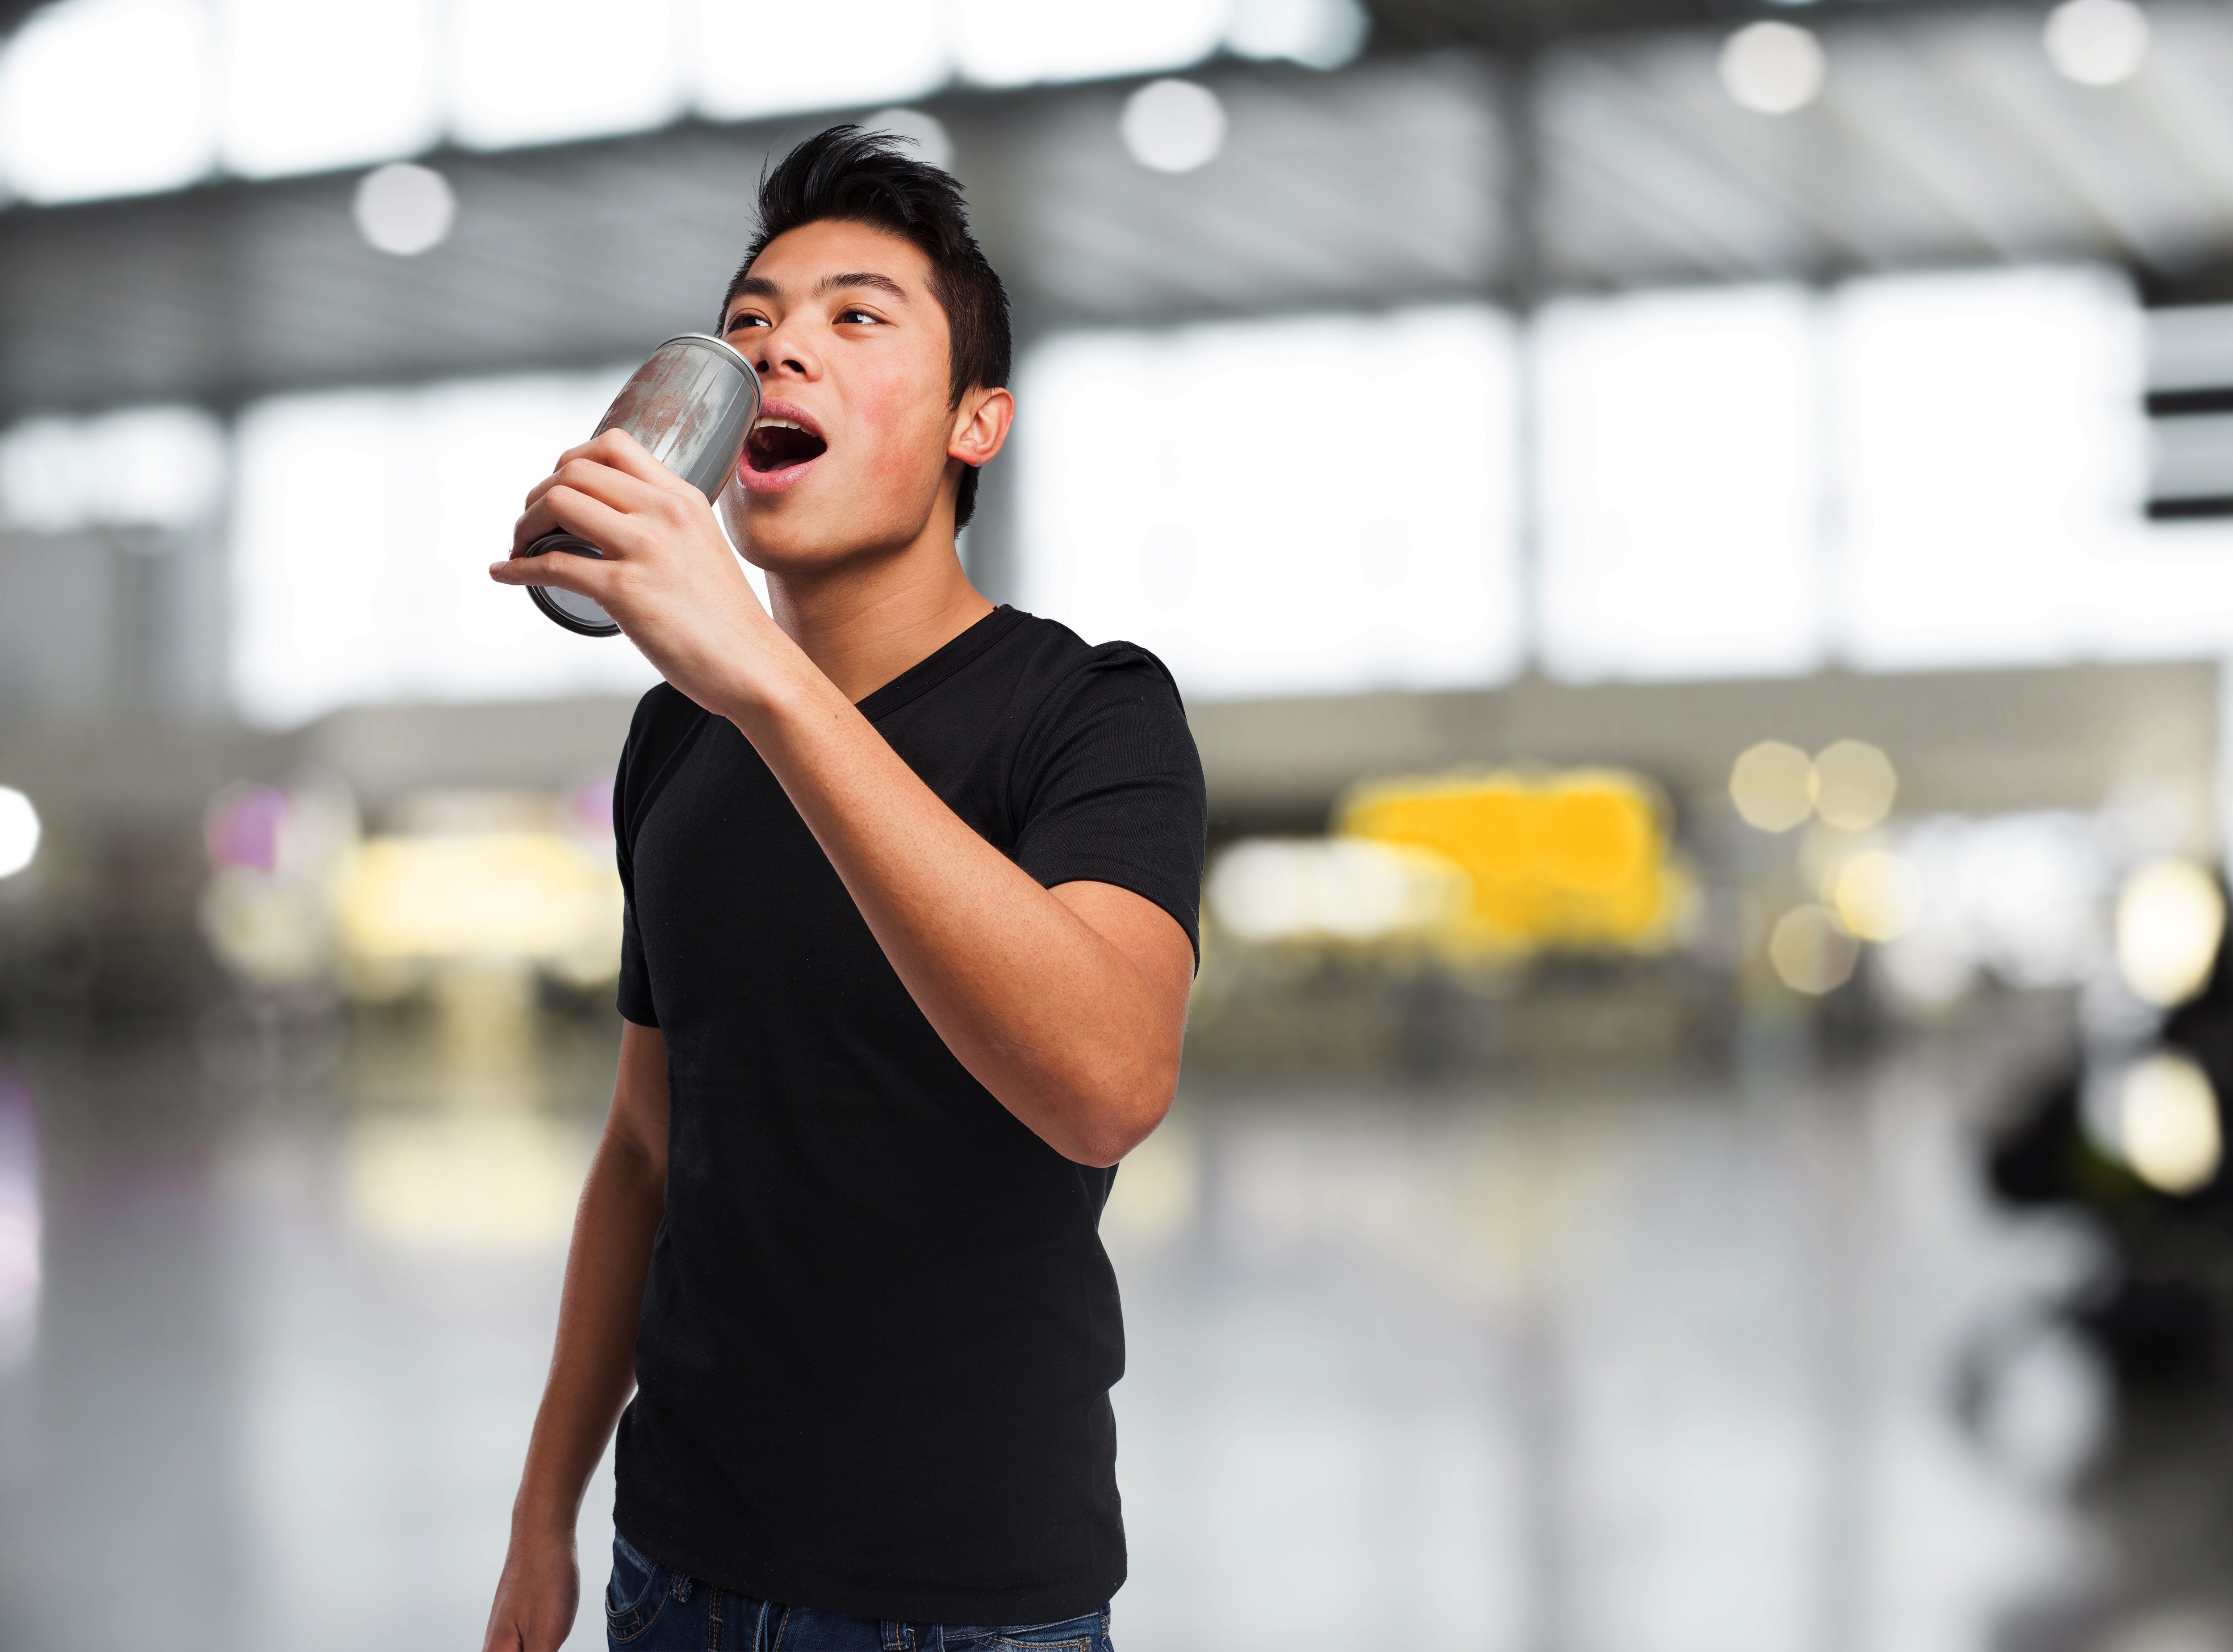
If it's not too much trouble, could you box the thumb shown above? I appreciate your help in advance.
[491,542,615,601]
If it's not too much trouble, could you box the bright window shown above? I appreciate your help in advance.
[448,0,685,151]
[950,0,1226,86]
[1833,266,2149,669]
[1017,306,1522,701]
[219,0,442,178]
[1537,284,1824,682]
[690,0,947,121]
[0,0,216,202]
[230,373,664,728]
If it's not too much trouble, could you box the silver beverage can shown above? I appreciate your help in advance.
[523,333,763,637]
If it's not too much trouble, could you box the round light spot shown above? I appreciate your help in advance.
[2044,0,2150,86]
[1769,904,1858,995]
[0,788,40,880]
[1834,849,1924,942]
[866,107,952,169]
[1812,739,1897,832]
[1730,740,1815,833]
[2116,858,2225,1007]
[2120,1053,2221,1194]
[1121,78,1226,174]
[1719,21,1827,115]
[353,161,456,257]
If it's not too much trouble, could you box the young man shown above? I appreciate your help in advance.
[480,127,1204,1652]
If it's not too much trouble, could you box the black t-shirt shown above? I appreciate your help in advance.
[609,605,1206,1625]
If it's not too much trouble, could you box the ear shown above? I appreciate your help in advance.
[948,385,1014,470]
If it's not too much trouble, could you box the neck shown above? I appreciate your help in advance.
[762,516,995,705]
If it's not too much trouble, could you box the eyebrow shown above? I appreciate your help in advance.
[723,270,910,321]
[819,271,907,300]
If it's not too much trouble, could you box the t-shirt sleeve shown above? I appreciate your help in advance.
[614,698,659,1029]
[1010,645,1208,963]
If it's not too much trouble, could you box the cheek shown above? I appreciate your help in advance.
[846,364,951,486]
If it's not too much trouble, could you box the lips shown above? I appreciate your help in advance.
[738,400,826,493]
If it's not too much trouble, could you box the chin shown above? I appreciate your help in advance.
[733,492,936,577]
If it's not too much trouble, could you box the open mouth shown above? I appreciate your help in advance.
[744,416,827,472]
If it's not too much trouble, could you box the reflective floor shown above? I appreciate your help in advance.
[0,997,2227,1652]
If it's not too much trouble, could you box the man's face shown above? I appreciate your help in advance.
[715,219,964,573]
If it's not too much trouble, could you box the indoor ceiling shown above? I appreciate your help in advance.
[1,0,2228,419]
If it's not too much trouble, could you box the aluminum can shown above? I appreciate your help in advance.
[523,333,762,637]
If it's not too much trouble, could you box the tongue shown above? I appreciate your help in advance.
[748,427,826,471]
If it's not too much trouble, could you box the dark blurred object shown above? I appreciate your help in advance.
[1988,911,2233,1392]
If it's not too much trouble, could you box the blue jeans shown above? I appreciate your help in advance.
[604,1534,1116,1651]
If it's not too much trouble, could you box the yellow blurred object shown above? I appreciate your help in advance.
[347,1111,590,1252]
[2116,858,2225,1008]
[2118,1053,2222,1194]
[1812,739,1898,832]
[1338,769,1687,953]
[332,832,624,987]
[1769,904,1859,994]
[1833,848,1925,942]
[1730,741,1815,833]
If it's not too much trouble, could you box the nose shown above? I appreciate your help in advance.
[744,318,817,384]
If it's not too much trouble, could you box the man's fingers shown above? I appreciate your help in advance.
[586,426,695,491]
[492,496,627,599]
[488,545,615,600]
[510,473,650,556]
[546,427,689,493]
[520,450,667,523]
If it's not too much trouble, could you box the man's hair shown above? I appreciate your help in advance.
[723,125,1012,531]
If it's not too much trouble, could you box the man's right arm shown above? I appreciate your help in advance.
[482,1018,670,1652]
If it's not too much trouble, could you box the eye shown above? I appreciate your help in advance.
[837,307,882,325]
[725,313,770,332]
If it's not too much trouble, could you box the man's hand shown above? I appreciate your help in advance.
[482,1526,581,1652]
[491,428,782,715]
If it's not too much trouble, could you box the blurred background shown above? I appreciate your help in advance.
[6,0,2233,1647]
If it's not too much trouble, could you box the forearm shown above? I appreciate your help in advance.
[725,655,1178,1164]
[511,1126,664,1535]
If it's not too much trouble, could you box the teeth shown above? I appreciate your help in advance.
[753,417,804,433]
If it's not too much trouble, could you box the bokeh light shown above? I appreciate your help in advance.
[353,162,456,257]
[0,789,41,880]
[1208,838,1466,944]
[1769,904,1858,995]
[1834,849,1925,942]
[2118,1053,2221,1194]
[1718,21,1826,115]
[2116,858,2225,1007]
[1730,740,1815,833]
[1811,739,1898,832]
[2042,0,2150,86]
[1121,78,1227,173]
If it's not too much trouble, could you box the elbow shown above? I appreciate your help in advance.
[1067,1068,1178,1169]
